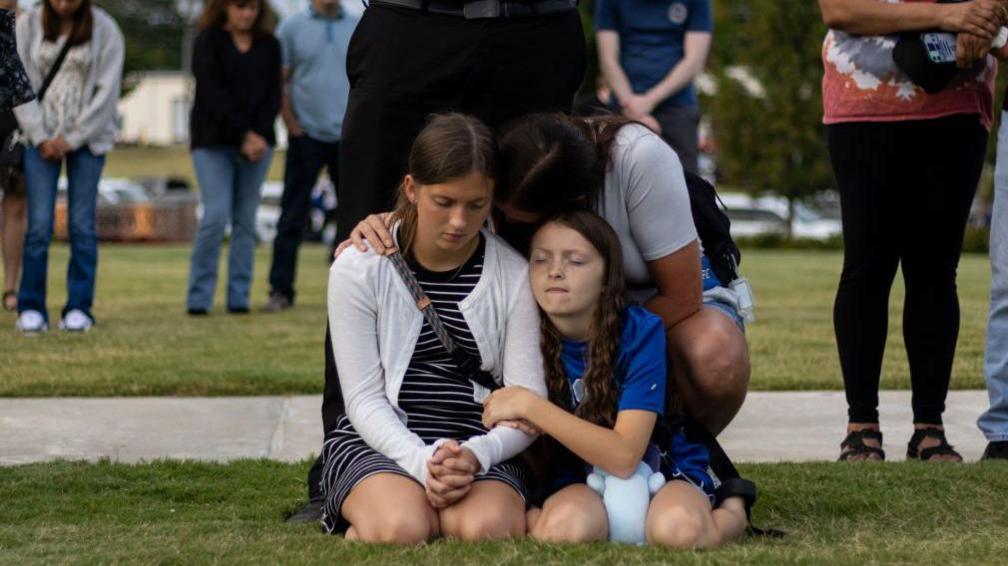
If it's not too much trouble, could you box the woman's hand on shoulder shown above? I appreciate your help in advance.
[333,212,395,259]
[482,386,541,430]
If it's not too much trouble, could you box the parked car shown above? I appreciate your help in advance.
[256,177,337,245]
[719,192,842,240]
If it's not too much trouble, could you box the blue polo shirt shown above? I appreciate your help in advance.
[596,0,712,110]
[276,7,359,142]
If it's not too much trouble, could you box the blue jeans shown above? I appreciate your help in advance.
[18,145,105,322]
[979,114,1008,442]
[187,147,273,311]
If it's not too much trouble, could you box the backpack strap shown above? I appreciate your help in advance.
[679,417,786,538]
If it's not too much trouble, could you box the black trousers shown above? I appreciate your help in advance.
[307,5,586,501]
[654,104,700,175]
[826,114,987,425]
[268,135,340,302]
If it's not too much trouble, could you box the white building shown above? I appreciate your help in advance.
[117,71,193,146]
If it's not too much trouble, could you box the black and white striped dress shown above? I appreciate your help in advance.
[320,236,527,533]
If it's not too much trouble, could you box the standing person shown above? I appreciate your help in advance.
[817,0,1006,461]
[291,0,587,523]
[595,0,712,174]
[12,0,124,334]
[322,114,545,542]
[979,42,1008,461]
[333,0,586,246]
[186,0,281,315]
[0,1,33,111]
[482,211,748,548]
[264,0,357,313]
[1,0,30,313]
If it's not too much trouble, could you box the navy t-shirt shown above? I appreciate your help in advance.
[595,0,712,110]
[561,305,666,415]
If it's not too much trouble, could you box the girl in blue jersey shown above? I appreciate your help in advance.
[482,210,747,548]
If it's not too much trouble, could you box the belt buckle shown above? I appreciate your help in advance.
[463,0,500,18]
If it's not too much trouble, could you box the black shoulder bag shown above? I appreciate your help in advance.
[1,38,74,169]
[684,171,741,284]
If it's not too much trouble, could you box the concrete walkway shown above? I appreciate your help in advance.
[0,391,994,465]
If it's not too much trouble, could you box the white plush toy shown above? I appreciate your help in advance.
[587,461,667,545]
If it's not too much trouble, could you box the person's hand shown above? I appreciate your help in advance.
[241,131,269,162]
[482,386,540,429]
[39,138,66,161]
[620,94,655,120]
[425,440,479,509]
[351,212,396,253]
[50,136,71,157]
[494,419,541,435]
[941,0,1006,40]
[638,114,663,135]
[287,122,305,138]
[956,32,992,67]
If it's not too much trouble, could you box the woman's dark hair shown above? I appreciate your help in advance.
[496,113,638,217]
[43,0,92,46]
[535,210,627,430]
[390,113,498,255]
[198,0,277,36]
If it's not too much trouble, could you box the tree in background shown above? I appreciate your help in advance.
[706,0,833,237]
[101,0,187,82]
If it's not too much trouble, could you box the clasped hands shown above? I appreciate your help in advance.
[950,0,1008,67]
[39,136,71,162]
[425,386,542,509]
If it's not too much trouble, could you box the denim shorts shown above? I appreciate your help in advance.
[703,286,745,332]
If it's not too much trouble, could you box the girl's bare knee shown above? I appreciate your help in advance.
[647,506,710,549]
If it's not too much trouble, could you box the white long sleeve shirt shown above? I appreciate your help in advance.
[327,227,546,485]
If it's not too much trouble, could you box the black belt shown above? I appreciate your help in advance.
[368,0,578,18]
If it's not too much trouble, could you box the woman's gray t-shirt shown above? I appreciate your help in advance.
[594,124,698,303]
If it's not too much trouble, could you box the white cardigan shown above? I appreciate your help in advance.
[327,228,546,485]
[13,7,124,155]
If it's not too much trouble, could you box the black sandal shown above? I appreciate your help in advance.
[838,429,885,461]
[907,427,962,462]
[2,290,15,312]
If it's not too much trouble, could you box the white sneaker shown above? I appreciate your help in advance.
[59,309,93,332]
[16,310,48,335]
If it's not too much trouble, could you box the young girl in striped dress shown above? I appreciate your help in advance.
[321,113,545,543]
[482,210,748,548]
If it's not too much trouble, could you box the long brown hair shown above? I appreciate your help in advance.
[496,112,639,217]
[198,0,277,36]
[390,113,498,255]
[536,210,628,429]
[42,0,92,46]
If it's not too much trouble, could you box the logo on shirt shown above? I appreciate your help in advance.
[571,379,586,404]
[668,2,689,25]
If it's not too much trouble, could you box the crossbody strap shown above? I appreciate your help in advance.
[37,36,74,103]
[384,249,500,391]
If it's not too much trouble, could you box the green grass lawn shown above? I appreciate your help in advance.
[0,246,992,396]
[1,460,1006,564]
[104,145,286,188]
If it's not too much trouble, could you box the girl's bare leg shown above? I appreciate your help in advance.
[646,480,746,549]
[528,484,608,543]
[341,473,439,545]
[438,480,526,541]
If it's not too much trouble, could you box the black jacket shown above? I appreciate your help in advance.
[189,27,281,149]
